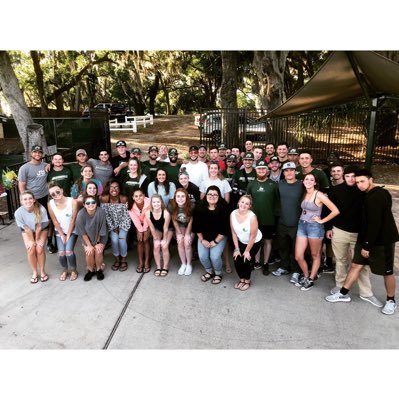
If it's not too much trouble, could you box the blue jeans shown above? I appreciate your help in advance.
[110,229,128,257]
[55,233,78,270]
[296,219,324,239]
[197,237,227,275]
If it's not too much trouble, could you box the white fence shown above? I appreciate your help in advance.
[109,114,154,133]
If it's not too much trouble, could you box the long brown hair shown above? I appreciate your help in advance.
[171,188,192,221]
[20,191,42,224]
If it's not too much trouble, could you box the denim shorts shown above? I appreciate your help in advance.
[296,219,324,239]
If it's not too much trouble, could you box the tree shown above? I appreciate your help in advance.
[0,51,47,160]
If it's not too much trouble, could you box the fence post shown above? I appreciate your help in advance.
[365,98,378,170]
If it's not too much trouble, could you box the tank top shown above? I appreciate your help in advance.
[231,210,262,244]
[49,197,73,234]
[150,210,165,232]
[300,191,322,222]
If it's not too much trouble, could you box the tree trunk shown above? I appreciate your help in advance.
[30,50,49,117]
[27,124,48,157]
[0,51,46,160]
[221,51,239,147]
[253,51,289,112]
[148,72,160,115]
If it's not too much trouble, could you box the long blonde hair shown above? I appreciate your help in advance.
[20,191,42,224]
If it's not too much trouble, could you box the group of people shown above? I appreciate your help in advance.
[15,140,398,315]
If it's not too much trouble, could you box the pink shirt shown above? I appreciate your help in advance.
[128,197,151,232]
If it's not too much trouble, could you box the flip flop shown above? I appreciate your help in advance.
[160,269,169,277]
[144,266,151,273]
[59,271,68,281]
[70,271,78,281]
[30,276,38,284]
[40,274,49,282]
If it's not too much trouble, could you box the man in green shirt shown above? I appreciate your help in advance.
[68,149,88,183]
[247,160,280,275]
[47,153,73,196]
[297,150,330,192]
[163,148,180,185]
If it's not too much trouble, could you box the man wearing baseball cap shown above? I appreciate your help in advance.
[287,148,299,165]
[232,151,257,207]
[68,148,88,182]
[142,145,160,182]
[198,144,208,163]
[111,140,130,179]
[163,148,180,185]
[247,160,279,275]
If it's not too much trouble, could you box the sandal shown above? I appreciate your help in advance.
[111,259,120,271]
[59,271,68,281]
[234,280,245,289]
[30,276,38,284]
[201,272,215,282]
[144,266,151,273]
[40,274,49,282]
[119,261,128,272]
[212,275,222,285]
[160,269,169,277]
[136,266,144,273]
[154,268,162,276]
[70,271,78,281]
[239,281,251,291]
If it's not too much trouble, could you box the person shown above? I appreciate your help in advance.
[176,170,200,209]
[85,181,100,201]
[230,195,263,291]
[268,156,283,183]
[207,146,226,171]
[297,150,330,192]
[15,191,49,283]
[145,194,173,276]
[47,182,79,281]
[272,162,303,282]
[156,145,170,163]
[276,142,289,164]
[222,154,238,189]
[163,147,180,185]
[252,146,264,167]
[68,148,88,183]
[129,147,151,177]
[325,169,399,315]
[287,148,299,166]
[295,173,340,291]
[142,145,161,182]
[47,153,74,197]
[264,143,275,164]
[324,166,383,307]
[71,164,103,202]
[246,160,279,275]
[200,162,231,203]
[17,145,54,253]
[329,163,344,186]
[100,180,131,272]
[147,168,176,210]
[87,149,114,187]
[198,144,208,163]
[128,188,151,273]
[231,146,242,168]
[171,188,195,276]
[121,157,149,199]
[232,151,257,202]
[75,194,108,281]
[110,140,130,178]
[218,143,227,163]
[180,145,209,188]
[192,185,230,285]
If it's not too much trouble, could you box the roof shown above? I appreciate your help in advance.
[264,51,399,118]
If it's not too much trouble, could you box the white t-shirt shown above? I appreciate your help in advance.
[200,178,232,199]
[180,161,208,188]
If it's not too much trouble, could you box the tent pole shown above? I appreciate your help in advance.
[365,97,378,170]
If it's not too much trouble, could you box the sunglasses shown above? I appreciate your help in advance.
[50,190,62,198]
[84,200,96,205]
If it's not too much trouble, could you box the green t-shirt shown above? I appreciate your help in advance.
[47,167,73,196]
[297,167,330,191]
[232,169,257,192]
[163,164,180,185]
[67,163,85,183]
[247,179,279,225]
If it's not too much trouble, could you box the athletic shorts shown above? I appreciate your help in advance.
[258,225,275,240]
[296,219,324,239]
[352,243,395,276]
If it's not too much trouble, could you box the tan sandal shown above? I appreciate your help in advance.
[59,271,68,281]
[70,271,78,281]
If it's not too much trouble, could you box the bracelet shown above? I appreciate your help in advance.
[214,240,219,244]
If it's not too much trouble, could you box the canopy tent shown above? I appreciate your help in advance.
[262,51,399,168]
[265,51,399,118]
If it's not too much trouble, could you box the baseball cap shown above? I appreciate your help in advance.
[282,162,297,170]
[255,160,268,169]
[148,145,159,152]
[76,148,87,156]
[131,147,141,154]
[218,143,227,150]
[189,145,199,152]
[226,154,237,162]
[243,151,254,160]
[269,156,279,163]
[116,140,126,147]
[288,148,298,155]
[169,148,178,156]
[31,145,43,152]
[198,144,207,150]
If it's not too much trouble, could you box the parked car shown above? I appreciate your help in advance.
[82,103,134,122]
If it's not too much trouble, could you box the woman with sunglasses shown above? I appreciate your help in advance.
[75,194,108,281]
[15,191,50,283]
[145,194,173,276]
[100,180,130,271]
[47,181,79,281]
[192,185,230,284]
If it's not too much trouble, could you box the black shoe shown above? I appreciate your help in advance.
[253,262,262,270]
[84,271,95,281]
[47,243,57,254]
[262,263,270,276]
[268,255,276,265]
[96,269,104,280]
[322,265,335,273]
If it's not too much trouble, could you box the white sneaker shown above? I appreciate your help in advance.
[330,286,340,295]
[184,264,192,276]
[272,267,289,276]
[290,272,300,284]
[178,264,186,275]
[381,300,397,315]
[325,291,351,303]
[359,295,384,308]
